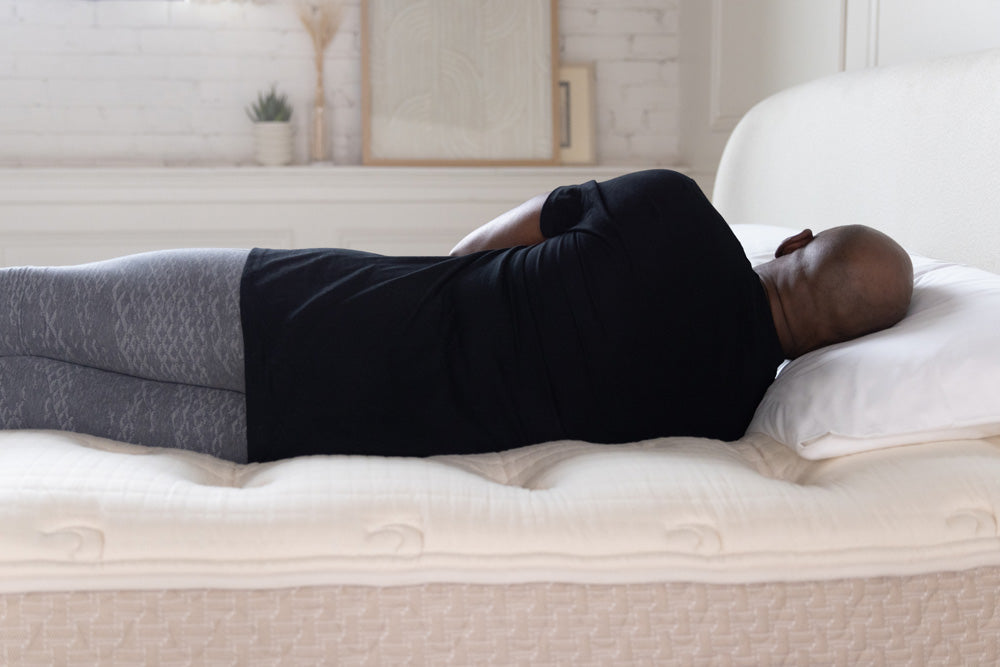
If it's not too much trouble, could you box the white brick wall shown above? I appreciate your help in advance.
[1,0,678,167]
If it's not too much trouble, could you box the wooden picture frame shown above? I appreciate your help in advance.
[558,63,597,165]
[362,0,559,166]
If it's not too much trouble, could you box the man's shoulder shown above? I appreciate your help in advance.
[614,169,697,190]
[594,170,705,223]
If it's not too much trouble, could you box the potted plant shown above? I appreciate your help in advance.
[246,85,294,166]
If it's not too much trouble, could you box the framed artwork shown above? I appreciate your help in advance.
[558,63,597,165]
[362,0,559,166]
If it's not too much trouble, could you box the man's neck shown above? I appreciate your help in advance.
[755,268,795,359]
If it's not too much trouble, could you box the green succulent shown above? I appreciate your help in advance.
[246,85,293,123]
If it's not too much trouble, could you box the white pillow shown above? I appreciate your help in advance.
[730,223,798,267]
[731,224,1000,459]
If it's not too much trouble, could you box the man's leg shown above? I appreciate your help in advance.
[0,249,250,463]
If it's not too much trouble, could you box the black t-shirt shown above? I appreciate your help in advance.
[240,170,784,463]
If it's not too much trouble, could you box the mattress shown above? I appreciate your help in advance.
[2,429,1000,663]
[2,429,1000,592]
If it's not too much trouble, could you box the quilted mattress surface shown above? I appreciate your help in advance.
[2,429,999,594]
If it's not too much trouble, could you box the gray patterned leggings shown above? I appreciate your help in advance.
[0,249,250,463]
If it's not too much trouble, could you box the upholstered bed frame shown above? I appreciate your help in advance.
[3,49,1000,665]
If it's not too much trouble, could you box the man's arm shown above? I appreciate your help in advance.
[449,194,548,256]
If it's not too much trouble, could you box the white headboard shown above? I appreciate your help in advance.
[714,48,1000,275]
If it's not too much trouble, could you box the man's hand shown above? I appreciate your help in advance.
[449,194,548,256]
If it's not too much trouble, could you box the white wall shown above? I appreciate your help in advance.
[678,0,844,195]
[0,0,680,168]
[680,0,1000,197]
[0,166,640,265]
[845,0,1000,69]
[8,0,994,177]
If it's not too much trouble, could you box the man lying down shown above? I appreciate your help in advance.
[0,170,913,464]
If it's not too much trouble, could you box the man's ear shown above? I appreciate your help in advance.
[775,229,814,258]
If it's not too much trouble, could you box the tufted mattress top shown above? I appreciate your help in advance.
[1,429,999,594]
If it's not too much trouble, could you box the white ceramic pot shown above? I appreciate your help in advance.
[253,122,293,166]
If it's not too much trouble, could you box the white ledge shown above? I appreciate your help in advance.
[0,165,682,204]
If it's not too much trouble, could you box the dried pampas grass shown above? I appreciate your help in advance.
[296,0,344,65]
[294,0,344,162]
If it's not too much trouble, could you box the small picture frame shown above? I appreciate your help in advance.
[362,0,559,166]
[558,63,597,165]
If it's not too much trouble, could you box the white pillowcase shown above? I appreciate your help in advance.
[730,224,797,268]
[731,223,1000,459]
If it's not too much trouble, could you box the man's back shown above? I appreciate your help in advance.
[241,170,784,462]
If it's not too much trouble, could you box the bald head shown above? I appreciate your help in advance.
[755,225,913,359]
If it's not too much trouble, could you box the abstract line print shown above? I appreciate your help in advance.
[367,0,555,163]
